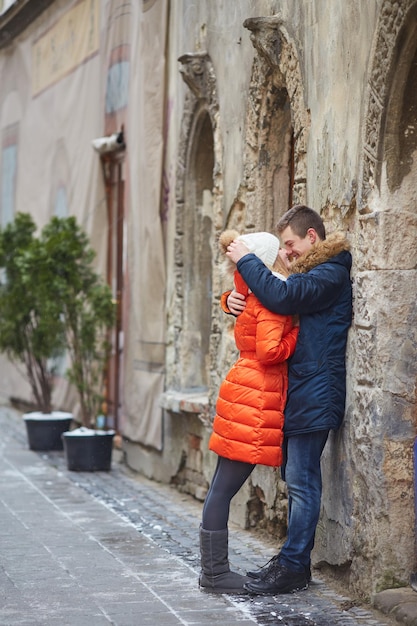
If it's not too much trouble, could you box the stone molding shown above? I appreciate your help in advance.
[358,0,417,211]
[176,52,220,207]
[170,52,222,397]
[159,389,209,426]
[243,15,283,69]
[243,15,310,206]
[178,52,216,103]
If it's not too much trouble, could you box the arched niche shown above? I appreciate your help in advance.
[359,0,417,210]
[174,53,220,392]
[383,4,417,192]
[182,109,214,388]
[236,16,309,229]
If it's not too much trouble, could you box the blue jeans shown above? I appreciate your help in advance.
[279,430,329,572]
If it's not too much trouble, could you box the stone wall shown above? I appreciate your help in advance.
[123,0,417,599]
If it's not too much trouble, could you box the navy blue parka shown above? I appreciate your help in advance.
[235,232,352,436]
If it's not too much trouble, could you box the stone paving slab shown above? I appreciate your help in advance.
[373,588,417,626]
[0,405,408,626]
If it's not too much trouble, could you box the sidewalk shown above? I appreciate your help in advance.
[0,405,410,626]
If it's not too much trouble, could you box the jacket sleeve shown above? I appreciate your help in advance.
[220,290,233,314]
[237,253,348,315]
[255,306,299,364]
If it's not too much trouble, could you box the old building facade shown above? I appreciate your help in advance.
[0,0,416,599]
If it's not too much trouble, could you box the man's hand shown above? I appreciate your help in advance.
[227,290,246,315]
[226,240,250,264]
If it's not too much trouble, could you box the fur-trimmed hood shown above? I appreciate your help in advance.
[289,232,350,274]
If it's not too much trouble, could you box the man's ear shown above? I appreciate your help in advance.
[307,228,318,244]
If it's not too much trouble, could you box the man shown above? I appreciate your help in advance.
[225,205,352,594]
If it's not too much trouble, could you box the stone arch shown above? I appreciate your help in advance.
[384,5,417,192]
[358,0,417,211]
[173,53,221,392]
[227,16,310,230]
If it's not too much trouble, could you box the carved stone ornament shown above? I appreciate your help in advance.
[175,52,220,206]
[178,52,216,102]
[243,15,309,206]
[243,16,283,70]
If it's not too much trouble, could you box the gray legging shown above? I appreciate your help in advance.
[202,456,255,530]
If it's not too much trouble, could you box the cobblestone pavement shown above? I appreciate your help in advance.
[0,406,398,626]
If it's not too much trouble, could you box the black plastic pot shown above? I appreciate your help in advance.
[62,430,115,471]
[24,412,73,451]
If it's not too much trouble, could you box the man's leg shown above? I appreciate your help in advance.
[245,430,329,594]
[279,430,329,571]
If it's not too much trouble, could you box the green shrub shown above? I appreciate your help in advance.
[0,213,115,426]
[0,213,65,413]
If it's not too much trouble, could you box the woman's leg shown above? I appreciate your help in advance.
[202,456,255,530]
[199,456,255,593]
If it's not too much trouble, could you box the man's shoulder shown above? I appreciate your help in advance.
[290,233,351,275]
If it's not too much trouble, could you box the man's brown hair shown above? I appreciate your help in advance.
[277,205,326,240]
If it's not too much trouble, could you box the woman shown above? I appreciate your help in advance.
[199,230,299,594]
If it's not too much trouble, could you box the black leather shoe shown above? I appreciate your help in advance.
[244,562,308,595]
[247,558,311,583]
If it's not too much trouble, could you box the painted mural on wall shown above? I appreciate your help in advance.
[32,0,99,97]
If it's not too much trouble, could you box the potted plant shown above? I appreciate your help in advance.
[39,217,116,471]
[0,213,72,450]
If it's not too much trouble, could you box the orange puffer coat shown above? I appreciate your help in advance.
[209,272,299,467]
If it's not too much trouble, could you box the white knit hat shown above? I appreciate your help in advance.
[237,232,280,268]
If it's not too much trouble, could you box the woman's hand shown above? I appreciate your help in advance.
[278,248,291,268]
[227,290,246,315]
